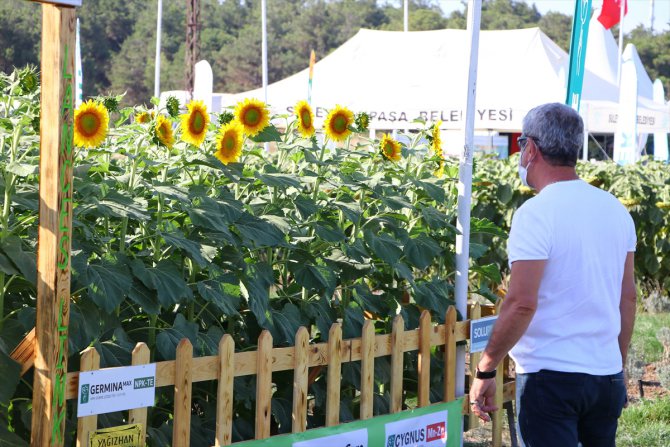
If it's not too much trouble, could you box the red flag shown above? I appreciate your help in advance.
[598,0,628,30]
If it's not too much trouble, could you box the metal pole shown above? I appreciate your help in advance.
[455,0,482,404]
[650,0,655,33]
[404,0,408,32]
[617,0,626,85]
[155,0,162,99]
[262,0,268,102]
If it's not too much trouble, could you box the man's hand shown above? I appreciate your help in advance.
[469,377,498,422]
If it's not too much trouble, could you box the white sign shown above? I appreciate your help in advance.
[384,410,448,447]
[470,316,498,353]
[31,0,82,6]
[293,428,368,447]
[77,364,156,417]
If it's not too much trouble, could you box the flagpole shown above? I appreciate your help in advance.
[75,18,82,107]
[617,0,626,85]
[404,0,409,32]
[261,0,268,102]
[154,0,162,99]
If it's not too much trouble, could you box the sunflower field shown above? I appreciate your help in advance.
[0,67,507,445]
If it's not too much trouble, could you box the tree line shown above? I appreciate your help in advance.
[1,0,668,105]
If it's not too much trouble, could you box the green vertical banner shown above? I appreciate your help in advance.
[565,0,593,111]
[235,399,463,447]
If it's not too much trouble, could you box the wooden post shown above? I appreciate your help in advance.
[255,331,273,439]
[292,327,309,433]
[468,303,481,430]
[492,299,504,446]
[325,323,342,427]
[216,335,234,446]
[129,343,150,447]
[359,320,375,420]
[173,339,193,447]
[31,3,76,446]
[417,310,431,408]
[390,315,404,413]
[75,348,99,447]
[444,306,457,403]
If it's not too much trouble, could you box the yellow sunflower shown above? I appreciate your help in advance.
[155,114,175,148]
[135,112,150,124]
[380,134,402,162]
[431,120,443,157]
[234,98,270,136]
[215,120,244,165]
[324,105,354,142]
[294,100,315,138]
[180,100,210,147]
[73,100,109,148]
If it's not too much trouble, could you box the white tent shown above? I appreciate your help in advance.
[164,25,669,134]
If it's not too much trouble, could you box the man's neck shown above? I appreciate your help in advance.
[533,166,579,192]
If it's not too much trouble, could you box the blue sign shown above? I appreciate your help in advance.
[565,0,593,111]
[470,316,497,353]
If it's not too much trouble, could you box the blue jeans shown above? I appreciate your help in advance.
[515,370,626,447]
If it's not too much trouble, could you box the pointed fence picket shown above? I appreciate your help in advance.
[61,306,515,447]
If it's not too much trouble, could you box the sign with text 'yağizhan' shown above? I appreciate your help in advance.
[77,364,156,417]
[470,316,498,353]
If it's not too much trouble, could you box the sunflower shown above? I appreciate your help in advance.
[180,100,210,147]
[294,100,315,137]
[380,134,401,162]
[135,111,154,124]
[73,100,109,148]
[215,120,244,165]
[154,114,175,148]
[431,120,443,158]
[234,98,270,136]
[324,105,354,142]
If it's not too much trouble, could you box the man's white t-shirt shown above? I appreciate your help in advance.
[507,179,636,375]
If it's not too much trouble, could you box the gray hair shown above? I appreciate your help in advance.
[522,103,583,167]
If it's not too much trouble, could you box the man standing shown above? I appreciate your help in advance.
[469,103,637,447]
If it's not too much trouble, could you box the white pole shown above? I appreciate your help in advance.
[455,0,482,404]
[154,0,162,99]
[617,0,626,85]
[75,18,83,107]
[650,0,655,33]
[404,0,409,32]
[261,0,268,102]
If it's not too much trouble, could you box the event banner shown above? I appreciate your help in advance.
[236,399,463,447]
[565,0,593,111]
[470,316,498,354]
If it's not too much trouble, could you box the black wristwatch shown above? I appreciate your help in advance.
[475,367,496,379]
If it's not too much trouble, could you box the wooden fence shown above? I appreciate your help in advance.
[58,304,516,447]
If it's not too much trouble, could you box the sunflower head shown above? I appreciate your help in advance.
[17,66,39,95]
[154,114,175,148]
[166,96,181,118]
[215,120,245,165]
[324,105,354,142]
[380,134,402,162]
[135,111,153,124]
[73,100,109,148]
[431,120,443,158]
[355,112,370,132]
[180,100,210,147]
[234,98,270,136]
[294,100,315,138]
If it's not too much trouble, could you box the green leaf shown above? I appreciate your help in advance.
[403,234,442,270]
[471,217,507,238]
[234,213,286,247]
[0,236,36,285]
[240,262,273,328]
[364,230,402,265]
[197,280,240,317]
[294,196,319,219]
[197,326,225,356]
[255,172,301,189]
[421,206,452,230]
[412,178,445,202]
[153,184,190,202]
[0,423,28,446]
[6,162,37,177]
[496,183,514,204]
[188,196,242,231]
[381,195,413,211]
[314,220,346,242]
[334,201,362,223]
[131,259,193,307]
[469,242,489,260]
[156,314,199,361]
[86,254,132,314]
[343,303,365,339]
[290,262,336,294]
[0,250,20,276]
[412,279,454,318]
[161,229,217,267]
[99,190,150,220]
[127,279,160,315]
[351,283,387,315]
[250,124,283,143]
[0,348,20,405]
[270,303,303,344]
[471,263,503,284]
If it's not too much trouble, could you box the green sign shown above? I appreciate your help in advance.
[237,399,463,447]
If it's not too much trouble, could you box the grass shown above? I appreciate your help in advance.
[630,311,670,363]
[617,397,670,447]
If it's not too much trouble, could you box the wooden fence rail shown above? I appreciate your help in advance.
[59,304,515,447]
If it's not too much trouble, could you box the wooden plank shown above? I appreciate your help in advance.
[292,327,309,433]
[216,335,234,446]
[359,320,375,420]
[492,359,505,446]
[172,339,193,447]
[390,315,404,413]
[444,306,457,403]
[502,380,516,403]
[128,343,150,446]
[10,328,36,376]
[255,331,273,440]
[468,303,482,430]
[454,321,469,342]
[418,311,431,408]
[75,348,99,447]
[326,323,342,427]
[31,4,76,447]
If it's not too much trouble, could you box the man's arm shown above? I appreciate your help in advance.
[619,252,636,367]
[469,259,545,422]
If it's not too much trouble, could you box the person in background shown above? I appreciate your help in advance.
[468,102,637,447]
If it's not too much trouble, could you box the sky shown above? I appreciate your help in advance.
[437,0,670,33]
